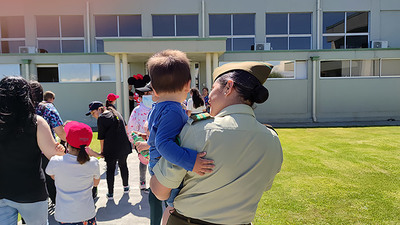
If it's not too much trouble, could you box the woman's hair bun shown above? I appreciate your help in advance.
[252,85,269,104]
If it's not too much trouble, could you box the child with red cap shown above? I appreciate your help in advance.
[46,121,100,225]
[106,93,119,109]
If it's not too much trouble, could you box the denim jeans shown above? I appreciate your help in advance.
[0,198,48,225]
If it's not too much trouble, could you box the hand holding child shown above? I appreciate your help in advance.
[192,152,214,176]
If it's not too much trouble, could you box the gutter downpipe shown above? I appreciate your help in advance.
[316,0,321,49]
[86,1,91,53]
[201,0,205,38]
[310,56,320,122]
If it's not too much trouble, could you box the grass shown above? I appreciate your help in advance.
[45,127,400,224]
[254,126,400,224]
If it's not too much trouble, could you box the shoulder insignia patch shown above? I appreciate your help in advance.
[190,113,212,124]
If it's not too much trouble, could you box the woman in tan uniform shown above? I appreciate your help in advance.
[150,62,283,225]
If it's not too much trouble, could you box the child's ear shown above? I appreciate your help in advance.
[184,80,191,93]
[153,89,159,97]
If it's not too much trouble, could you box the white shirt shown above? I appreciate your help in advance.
[46,154,100,223]
[186,98,206,114]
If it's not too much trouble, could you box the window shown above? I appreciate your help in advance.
[37,65,59,82]
[320,59,379,77]
[266,13,312,50]
[0,16,25,53]
[381,59,400,77]
[95,15,142,52]
[219,60,307,79]
[209,14,255,51]
[36,15,84,53]
[267,60,308,79]
[91,64,117,81]
[322,12,369,49]
[152,15,198,37]
[0,64,21,76]
[59,64,91,82]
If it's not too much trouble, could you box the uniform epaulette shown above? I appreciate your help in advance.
[265,124,278,135]
[190,113,212,124]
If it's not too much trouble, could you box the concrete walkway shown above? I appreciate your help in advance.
[22,154,152,225]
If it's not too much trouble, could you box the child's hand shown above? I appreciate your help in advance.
[85,147,103,158]
[135,141,149,153]
[55,142,65,155]
[192,152,214,176]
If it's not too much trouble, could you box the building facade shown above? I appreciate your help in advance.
[0,0,399,126]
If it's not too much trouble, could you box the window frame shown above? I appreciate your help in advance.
[0,16,26,53]
[152,14,199,37]
[95,15,142,52]
[265,13,312,50]
[36,15,85,53]
[209,13,255,51]
[322,11,370,49]
[319,58,400,79]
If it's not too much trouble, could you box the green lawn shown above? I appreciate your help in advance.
[254,126,400,224]
[89,127,400,224]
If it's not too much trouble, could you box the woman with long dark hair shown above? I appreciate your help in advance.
[0,76,64,225]
[86,101,132,200]
[186,88,206,116]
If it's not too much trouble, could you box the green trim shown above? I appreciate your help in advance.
[310,56,320,61]
[225,48,400,53]
[103,37,227,42]
[21,59,32,64]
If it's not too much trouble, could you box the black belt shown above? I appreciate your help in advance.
[170,210,251,225]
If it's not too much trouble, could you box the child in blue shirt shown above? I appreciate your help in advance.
[146,49,214,225]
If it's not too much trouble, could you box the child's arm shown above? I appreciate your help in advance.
[155,110,214,175]
[93,178,100,187]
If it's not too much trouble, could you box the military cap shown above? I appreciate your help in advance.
[212,62,273,84]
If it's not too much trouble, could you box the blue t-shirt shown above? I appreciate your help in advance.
[147,101,197,171]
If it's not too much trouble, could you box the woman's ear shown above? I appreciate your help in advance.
[224,80,234,96]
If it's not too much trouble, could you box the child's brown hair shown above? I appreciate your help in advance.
[147,49,191,93]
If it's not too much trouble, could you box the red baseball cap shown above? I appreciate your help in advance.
[65,121,93,149]
[107,93,119,101]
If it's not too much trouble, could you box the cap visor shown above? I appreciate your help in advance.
[85,111,91,116]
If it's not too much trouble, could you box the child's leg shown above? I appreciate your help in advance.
[162,206,174,225]
[139,161,147,188]
[149,188,163,225]
[117,154,129,187]
[105,158,117,195]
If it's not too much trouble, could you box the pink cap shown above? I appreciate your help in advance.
[65,121,93,149]
[107,93,119,102]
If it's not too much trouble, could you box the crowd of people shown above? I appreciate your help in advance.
[0,49,283,225]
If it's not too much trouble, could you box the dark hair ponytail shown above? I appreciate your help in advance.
[77,145,90,164]
[217,70,269,106]
[190,88,204,109]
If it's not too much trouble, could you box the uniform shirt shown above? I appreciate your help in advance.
[126,104,151,143]
[186,98,206,115]
[35,102,63,138]
[147,101,197,171]
[153,104,283,224]
[46,154,100,223]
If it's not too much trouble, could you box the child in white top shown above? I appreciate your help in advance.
[46,121,100,224]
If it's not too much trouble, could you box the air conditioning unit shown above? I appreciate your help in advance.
[371,41,388,49]
[255,43,271,51]
[19,46,37,54]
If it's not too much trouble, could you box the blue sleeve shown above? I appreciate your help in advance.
[155,109,197,171]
